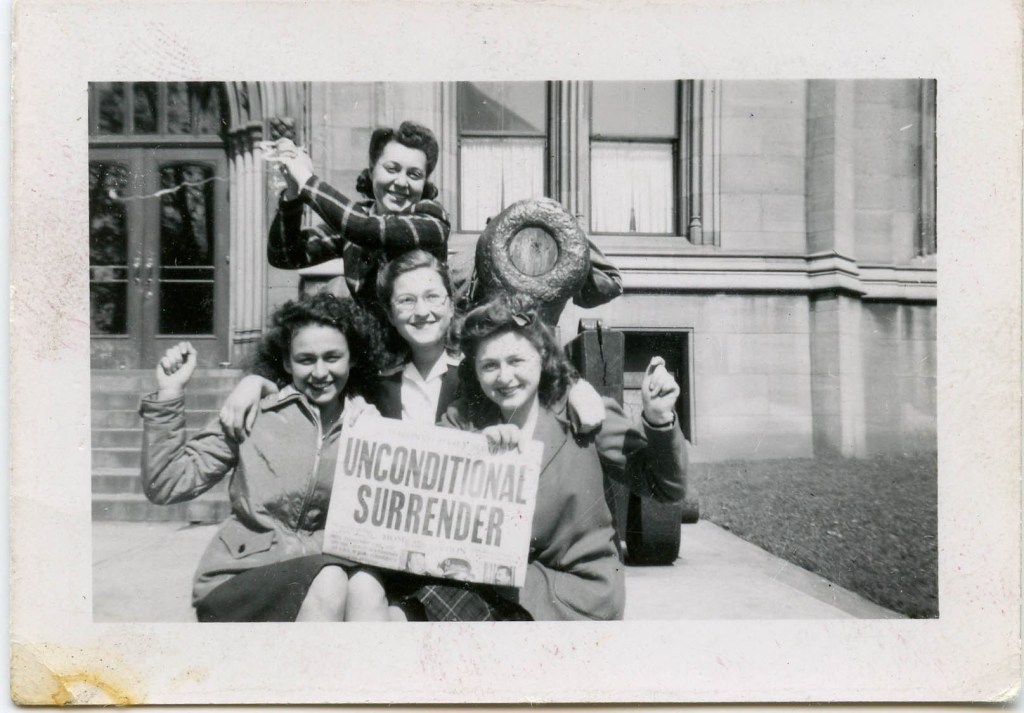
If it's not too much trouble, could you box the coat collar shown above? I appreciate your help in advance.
[380,350,461,378]
[262,385,352,430]
[379,353,462,422]
[533,397,572,473]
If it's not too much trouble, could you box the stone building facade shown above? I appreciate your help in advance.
[88,80,936,463]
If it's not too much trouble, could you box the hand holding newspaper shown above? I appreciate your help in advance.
[323,418,543,588]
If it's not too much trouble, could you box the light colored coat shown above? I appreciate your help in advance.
[140,387,348,605]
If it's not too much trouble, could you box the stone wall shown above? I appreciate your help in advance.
[861,302,937,454]
[854,80,922,265]
[590,292,815,462]
[719,81,807,253]
[256,79,936,462]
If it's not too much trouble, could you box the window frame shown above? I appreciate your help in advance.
[445,80,720,248]
[588,80,683,237]
[454,81,552,232]
[88,81,228,147]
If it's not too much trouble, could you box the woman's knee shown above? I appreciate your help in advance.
[344,570,390,621]
[298,566,349,620]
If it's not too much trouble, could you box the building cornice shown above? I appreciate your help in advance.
[425,234,936,303]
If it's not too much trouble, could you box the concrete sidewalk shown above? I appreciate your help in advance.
[92,520,902,622]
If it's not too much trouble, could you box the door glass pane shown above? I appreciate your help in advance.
[193,83,224,135]
[133,82,159,134]
[590,141,673,233]
[158,163,215,334]
[458,82,546,134]
[95,83,125,135]
[166,82,192,134]
[459,137,546,231]
[591,81,677,138]
[89,162,130,334]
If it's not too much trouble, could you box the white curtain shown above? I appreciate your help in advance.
[459,138,546,232]
[590,142,674,234]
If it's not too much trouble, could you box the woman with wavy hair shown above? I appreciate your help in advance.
[394,294,690,621]
[139,293,393,622]
[266,121,450,306]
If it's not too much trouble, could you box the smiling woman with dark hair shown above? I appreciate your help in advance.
[266,120,450,306]
[139,292,392,622]
[392,294,691,622]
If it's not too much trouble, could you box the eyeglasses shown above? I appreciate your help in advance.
[391,291,449,314]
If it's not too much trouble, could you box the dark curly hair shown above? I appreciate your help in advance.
[250,292,386,399]
[457,294,574,412]
[355,121,440,202]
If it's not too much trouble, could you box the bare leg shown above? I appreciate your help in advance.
[387,605,408,622]
[344,569,391,621]
[295,565,348,621]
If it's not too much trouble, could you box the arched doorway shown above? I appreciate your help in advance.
[88,82,231,368]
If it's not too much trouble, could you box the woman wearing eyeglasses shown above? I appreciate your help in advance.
[221,250,606,438]
[371,250,462,425]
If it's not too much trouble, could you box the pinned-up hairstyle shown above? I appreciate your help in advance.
[355,120,440,201]
[457,293,574,410]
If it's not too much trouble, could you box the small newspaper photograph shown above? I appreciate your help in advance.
[323,418,543,588]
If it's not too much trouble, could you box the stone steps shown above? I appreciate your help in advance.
[91,368,241,523]
[93,392,231,411]
[92,493,232,523]
[91,410,217,429]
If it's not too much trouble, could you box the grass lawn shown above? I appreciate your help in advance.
[692,454,938,618]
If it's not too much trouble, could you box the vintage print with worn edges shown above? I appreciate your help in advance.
[9,0,1021,705]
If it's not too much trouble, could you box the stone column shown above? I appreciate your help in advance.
[918,79,937,257]
[806,81,857,257]
[806,81,866,456]
[809,292,866,456]
[548,80,590,220]
[680,80,722,246]
[226,120,269,363]
[547,81,591,344]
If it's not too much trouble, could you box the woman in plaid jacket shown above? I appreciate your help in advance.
[266,121,451,306]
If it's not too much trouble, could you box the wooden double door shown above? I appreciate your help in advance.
[89,147,230,368]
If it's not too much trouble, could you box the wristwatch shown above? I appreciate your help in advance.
[642,411,676,429]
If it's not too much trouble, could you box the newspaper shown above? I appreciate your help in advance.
[323,418,543,588]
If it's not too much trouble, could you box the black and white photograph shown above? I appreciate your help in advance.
[9,0,1021,705]
[86,78,938,625]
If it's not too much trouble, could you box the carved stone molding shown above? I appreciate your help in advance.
[680,80,722,246]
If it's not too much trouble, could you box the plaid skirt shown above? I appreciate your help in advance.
[390,576,533,622]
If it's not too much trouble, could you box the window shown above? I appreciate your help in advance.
[457,82,548,231]
[589,81,678,235]
[90,82,228,138]
[452,80,715,242]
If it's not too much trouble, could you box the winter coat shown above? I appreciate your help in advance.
[139,386,350,605]
[439,396,688,621]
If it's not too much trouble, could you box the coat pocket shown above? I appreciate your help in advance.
[218,521,276,559]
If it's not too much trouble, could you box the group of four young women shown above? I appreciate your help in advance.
[140,121,690,623]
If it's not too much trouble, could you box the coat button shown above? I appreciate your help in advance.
[238,544,246,553]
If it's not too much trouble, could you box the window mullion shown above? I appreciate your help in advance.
[125,82,135,135]
[157,83,168,136]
